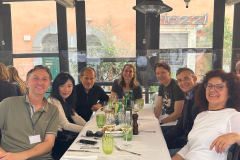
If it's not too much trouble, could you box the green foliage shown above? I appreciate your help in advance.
[197,17,233,74]
[87,16,132,58]
[87,16,133,82]
[69,16,133,85]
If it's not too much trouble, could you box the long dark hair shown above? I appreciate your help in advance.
[49,73,76,117]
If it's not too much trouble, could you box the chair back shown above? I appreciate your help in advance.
[227,143,240,160]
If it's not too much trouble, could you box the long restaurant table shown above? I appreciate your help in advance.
[61,104,171,160]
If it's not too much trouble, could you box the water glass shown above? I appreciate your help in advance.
[96,114,106,128]
[102,134,114,154]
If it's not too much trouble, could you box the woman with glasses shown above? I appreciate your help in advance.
[48,73,86,160]
[172,69,240,160]
[110,63,142,100]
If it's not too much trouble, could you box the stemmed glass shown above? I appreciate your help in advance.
[103,101,111,115]
[105,112,116,133]
[121,116,132,149]
[132,99,144,114]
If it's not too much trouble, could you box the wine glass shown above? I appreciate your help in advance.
[132,99,144,114]
[103,101,111,115]
[132,102,141,114]
[121,116,132,149]
[105,112,116,133]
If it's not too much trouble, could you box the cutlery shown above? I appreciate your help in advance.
[140,130,156,133]
[68,149,100,153]
[114,145,141,156]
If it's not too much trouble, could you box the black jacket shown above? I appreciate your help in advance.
[75,83,109,122]
[164,86,200,143]
[0,81,16,102]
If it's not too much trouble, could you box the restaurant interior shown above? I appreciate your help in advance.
[0,0,240,101]
[1,0,240,159]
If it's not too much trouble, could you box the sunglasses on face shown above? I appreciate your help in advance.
[86,130,103,137]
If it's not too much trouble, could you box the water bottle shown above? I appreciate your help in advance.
[118,108,125,125]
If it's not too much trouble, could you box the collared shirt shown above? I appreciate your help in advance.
[0,95,59,160]
[75,83,109,121]
[186,87,195,100]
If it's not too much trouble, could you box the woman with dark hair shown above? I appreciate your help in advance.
[111,63,142,100]
[48,73,86,160]
[172,69,240,160]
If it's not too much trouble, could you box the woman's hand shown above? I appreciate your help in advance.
[210,133,240,153]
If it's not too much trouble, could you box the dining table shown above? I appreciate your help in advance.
[61,104,171,160]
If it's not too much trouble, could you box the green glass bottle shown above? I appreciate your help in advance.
[117,99,123,113]
[129,88,134,109]
[124,91,129,110]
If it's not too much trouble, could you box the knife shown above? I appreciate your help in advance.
[68,149,100,153]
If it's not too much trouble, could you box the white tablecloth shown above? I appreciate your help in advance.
[61,104,171,160]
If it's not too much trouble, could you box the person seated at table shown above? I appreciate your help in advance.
[164,67,200,157]
[172,69,240,160]
[75,67,109,122]
[7,65,27,96]
[48,73,86,160]
[0,65,58,160]
[154,62,185,132]
[0,62,16,102]
[110,63,142,100]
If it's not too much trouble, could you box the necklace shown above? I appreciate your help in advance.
[208,107,226,111]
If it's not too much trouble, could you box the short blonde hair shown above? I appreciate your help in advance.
[0,62,9,81]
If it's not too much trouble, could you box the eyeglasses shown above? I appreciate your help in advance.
[86,130,103,137]
[204,83,225,92]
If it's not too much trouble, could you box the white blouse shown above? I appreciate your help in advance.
[178,108,240,160]
[48,97,86,133]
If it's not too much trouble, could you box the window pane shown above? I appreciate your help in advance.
[223,5,234,72]
[10,1,58,54]
[13,57,60,81]
[85,0,136,58]
[160,0,214,49]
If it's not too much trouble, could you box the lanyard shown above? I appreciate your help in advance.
[25,96,44,133]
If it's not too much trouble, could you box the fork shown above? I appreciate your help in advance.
[114,145,141,156]
[140,130,156,133]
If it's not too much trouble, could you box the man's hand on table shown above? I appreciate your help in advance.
[91,103,102,111]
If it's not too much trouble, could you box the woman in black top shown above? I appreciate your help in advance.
[111,63,142,100]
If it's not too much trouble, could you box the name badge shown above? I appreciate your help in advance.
[29,134,41,144]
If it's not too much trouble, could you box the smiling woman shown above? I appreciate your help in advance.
[48,73,86,160]
[110,63,142,100]
[172,69,240,160]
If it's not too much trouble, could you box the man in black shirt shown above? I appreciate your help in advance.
[164,67,200,157]
[75,67,109,121]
